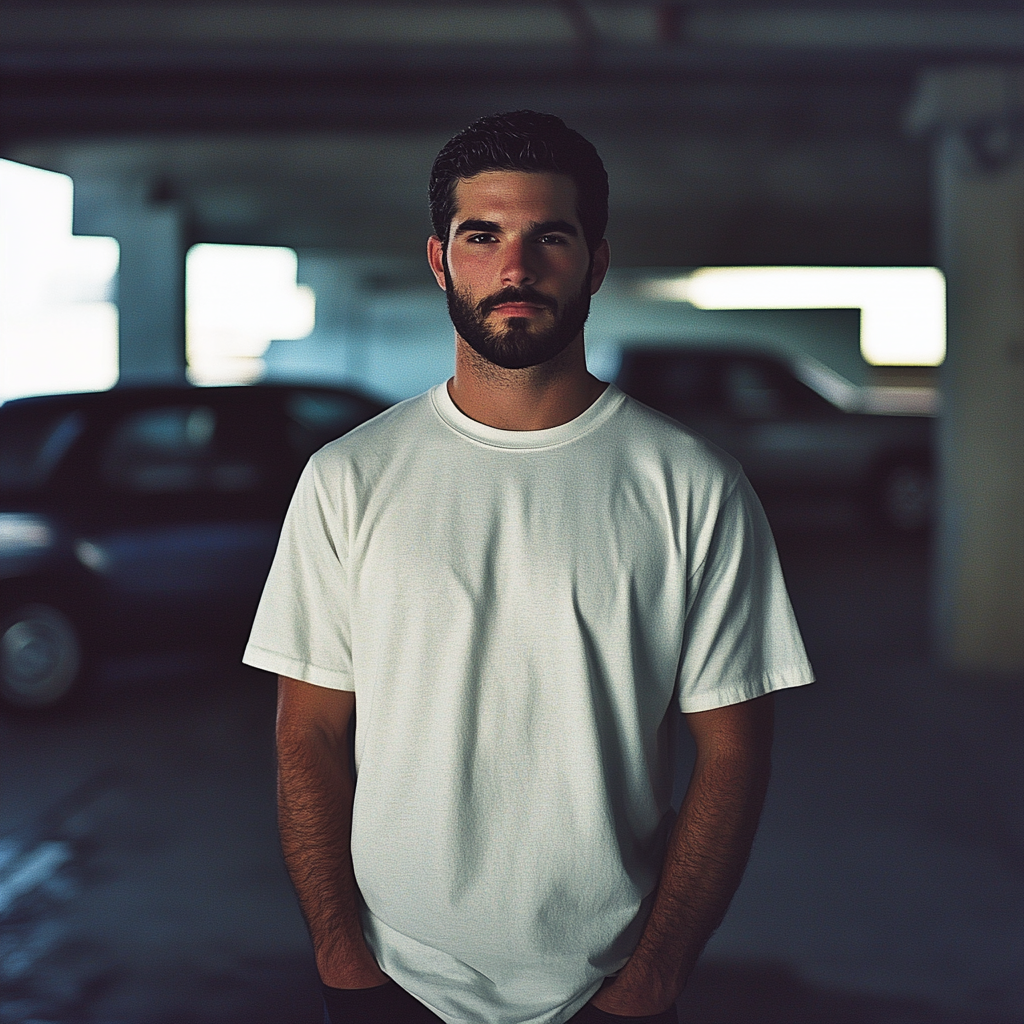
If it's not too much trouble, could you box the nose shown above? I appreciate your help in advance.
[500,238,537,288]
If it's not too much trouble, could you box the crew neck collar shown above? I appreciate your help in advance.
[430,380,624,450]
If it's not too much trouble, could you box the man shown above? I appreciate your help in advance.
[244,111,814,1024]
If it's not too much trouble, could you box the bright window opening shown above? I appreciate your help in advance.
[646,266,946,366]
[0,159,119,403]
[186,243,315,385]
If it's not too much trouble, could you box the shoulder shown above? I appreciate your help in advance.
[307,388,437,473]
[284,389,441,520]
[607,387,743,493]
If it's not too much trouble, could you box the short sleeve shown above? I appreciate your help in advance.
[676,474,814,713]
[242,456,354,689]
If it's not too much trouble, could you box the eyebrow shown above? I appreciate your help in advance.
[453,218,579,238]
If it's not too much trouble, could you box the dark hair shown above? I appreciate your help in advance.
[429,110,608,253]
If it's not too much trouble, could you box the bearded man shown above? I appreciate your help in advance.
[244,110,814,1024]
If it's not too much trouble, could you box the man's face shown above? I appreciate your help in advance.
[429,171,604,370]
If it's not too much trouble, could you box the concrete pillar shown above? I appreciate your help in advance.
[73,179,187,385]
[263,252,360,383]
[908,66,1024,673]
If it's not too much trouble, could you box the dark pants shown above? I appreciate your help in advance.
[322,980,678,1023]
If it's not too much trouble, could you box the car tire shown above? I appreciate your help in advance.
[0,604,83,710]
[876,461,933,533]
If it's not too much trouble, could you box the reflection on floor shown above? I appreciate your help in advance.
[1,524,1021,1024]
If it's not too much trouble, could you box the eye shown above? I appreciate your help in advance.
[466,233,497,243]
[537,234,568,245]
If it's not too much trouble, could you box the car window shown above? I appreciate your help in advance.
[617,352,721,416]
[101,405,266,493]
[286,391,375,461]
[724,359,836,419]
[781,371,837,415]
[724,362,784,418]
[0,409,85,491]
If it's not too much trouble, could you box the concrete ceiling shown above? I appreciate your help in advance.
[2,1,1022,266]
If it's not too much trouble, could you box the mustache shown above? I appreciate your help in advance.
[478,287,557,317]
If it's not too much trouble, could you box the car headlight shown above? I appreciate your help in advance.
[0,514,54,557]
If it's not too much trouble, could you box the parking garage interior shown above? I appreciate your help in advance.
[1,2,1022,1022]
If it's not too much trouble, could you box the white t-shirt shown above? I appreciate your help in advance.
[244,381,813,1024]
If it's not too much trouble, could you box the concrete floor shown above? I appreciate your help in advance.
[1,522,1021,1023]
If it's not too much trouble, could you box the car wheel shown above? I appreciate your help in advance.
[0,604,83,710]
[877,462,933,533]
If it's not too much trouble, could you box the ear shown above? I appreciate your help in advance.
[589,239,611,296]
[427,235,448,291]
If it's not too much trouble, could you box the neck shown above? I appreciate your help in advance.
[447,333,608,430]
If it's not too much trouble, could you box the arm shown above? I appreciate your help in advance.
[276,675,389,988]
[590,692,774,1016]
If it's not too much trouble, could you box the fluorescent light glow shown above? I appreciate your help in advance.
[186,243,315,385]
[646,266,946,366]
[0,513,54,555]
[0,159,119,402]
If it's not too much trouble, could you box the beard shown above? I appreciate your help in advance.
[444,257,593,371]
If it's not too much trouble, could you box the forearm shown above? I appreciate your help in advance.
[277,722,385,987]
[631,749,770,992]
[594,699,773,1014]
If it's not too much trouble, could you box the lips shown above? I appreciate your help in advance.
[480,288,557,317]
[491,302,547,316]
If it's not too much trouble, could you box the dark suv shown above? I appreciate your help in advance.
[615,347,935,533]
[0,383,385,709]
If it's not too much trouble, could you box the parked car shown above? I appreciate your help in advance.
[615,347,935,533]
[0,383,386,709]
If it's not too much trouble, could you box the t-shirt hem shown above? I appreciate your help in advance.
[430,985,600,1024]
[241,644,355,690]
[679,667,815,713]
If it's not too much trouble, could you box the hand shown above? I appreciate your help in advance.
[320,975,396,1024]
[318,950,390,989]
[587,972,680,1017]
